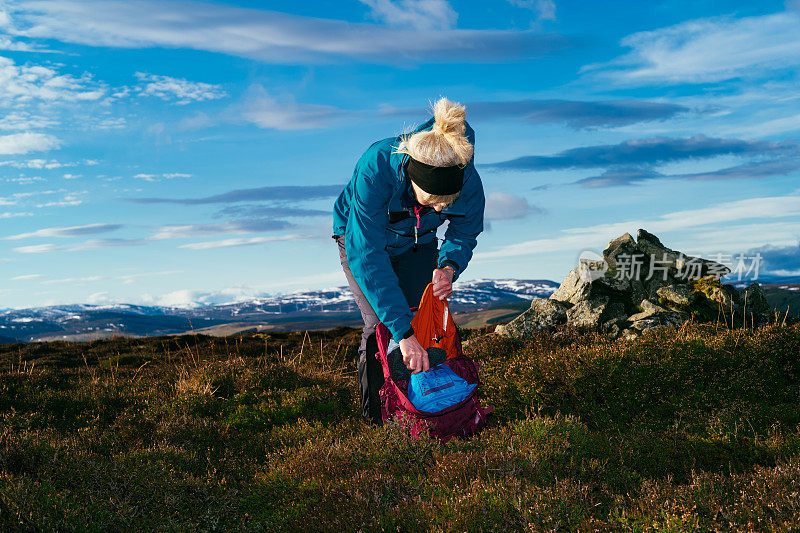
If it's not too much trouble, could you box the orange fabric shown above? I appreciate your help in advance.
[410,282,458,359]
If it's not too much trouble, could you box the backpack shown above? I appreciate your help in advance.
[375,283,494,442]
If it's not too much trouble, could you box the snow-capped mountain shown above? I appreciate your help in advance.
[0,279,559,343]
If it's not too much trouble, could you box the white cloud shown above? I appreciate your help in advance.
[11,273,43,280]
[0,6,48,51]
[40,275,102,284]
[476,193,800,260]
[35,193,82,207]
[0,158,65,169]
[6,176,45,184]
[133,72,227,105]
[507,0,556,21]
[359,0,458,30]
[719,112,800,137]
[13,237,145,253]
[137,285,265,308]
[484,192,543,220]
[85,291,111,304]
[0,112,57,131]
[0,55,106,102]
[133,172,192,182]
[13,243,60,253]
[149,221,266,240]
[0,159,97,170]
[179,234,298,250]
[118,270,182,284]
[6,0,563,64]
[4,222,122,240]
[3,188,67,203]
[237,84,345,130]
[0,35,35,51]
[0,211,33,218]
[0,132,60,155]
[581,10,800,85]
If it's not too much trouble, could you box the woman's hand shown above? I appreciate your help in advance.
[399,334,429,374]
[432,266,455,300]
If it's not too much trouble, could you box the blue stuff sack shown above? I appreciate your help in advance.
[407,363,477,413]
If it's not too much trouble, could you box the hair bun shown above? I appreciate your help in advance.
[391,96,474,168]
[431,97,466,137]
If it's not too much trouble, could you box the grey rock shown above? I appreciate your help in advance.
[549,267,590,306]
[594,273,633,294]
[691,275,740,311]
[630,311,685,331]
[742,283,770,314]
[628,299,667,321]
[602,232,637,271]
[657,284,694,308]
[566,295,610,328]
[628,298,686,330]
[495,298,570,339]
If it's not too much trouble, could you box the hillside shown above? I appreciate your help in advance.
[1,318,799,530]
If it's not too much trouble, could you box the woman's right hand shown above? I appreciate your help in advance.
[399,334,429,374]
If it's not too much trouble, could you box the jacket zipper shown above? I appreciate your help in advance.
[413,206,421,251]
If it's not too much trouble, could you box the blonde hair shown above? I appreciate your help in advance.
[393,96,473,206]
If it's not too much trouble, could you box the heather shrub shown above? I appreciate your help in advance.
[1,323,798,531]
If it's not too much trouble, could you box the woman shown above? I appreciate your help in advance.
[332,97,485,424]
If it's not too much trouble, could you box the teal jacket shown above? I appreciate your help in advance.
[332,117,485,340]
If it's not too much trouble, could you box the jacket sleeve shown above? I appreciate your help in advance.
[344,161,414,341]
[438,163,485,282]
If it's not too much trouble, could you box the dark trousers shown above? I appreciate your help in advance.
[335,234,438,424]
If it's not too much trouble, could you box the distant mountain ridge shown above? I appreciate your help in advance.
[0,279,559,343]
[3,275,797,343]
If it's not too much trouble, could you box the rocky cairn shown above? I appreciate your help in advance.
[495,229,773,341]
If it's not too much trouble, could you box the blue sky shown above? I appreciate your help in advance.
[1,0,800,309]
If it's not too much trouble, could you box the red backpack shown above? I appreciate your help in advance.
[375,283,494,442]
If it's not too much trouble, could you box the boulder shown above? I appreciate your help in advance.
[630,313,685,331]
[593,272,633,295]
[628,298,687,331]
[566,295,610,328]
[495,298,570,339]
[742,283,770,314]
[628,298,667,321]
[657,284,695,309]
[690,275,741,316]
[602,232,637,271]
[548,267,590,306]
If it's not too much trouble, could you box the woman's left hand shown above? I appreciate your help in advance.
[432,266,454,300]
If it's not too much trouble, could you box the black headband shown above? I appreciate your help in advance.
[406,157,464,196]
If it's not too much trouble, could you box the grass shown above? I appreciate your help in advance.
[1,320,799,531]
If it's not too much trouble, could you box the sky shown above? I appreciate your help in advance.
[1,0,800,310]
